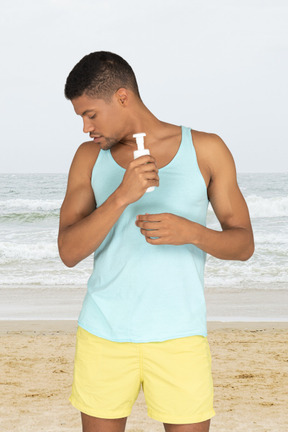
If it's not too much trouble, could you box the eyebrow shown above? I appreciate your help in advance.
[81,109,95,116]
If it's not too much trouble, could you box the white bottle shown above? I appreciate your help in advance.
[133,133,155,192]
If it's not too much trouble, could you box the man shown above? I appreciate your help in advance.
[58,51,254,432]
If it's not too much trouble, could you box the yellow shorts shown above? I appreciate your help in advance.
[70,326,215,424]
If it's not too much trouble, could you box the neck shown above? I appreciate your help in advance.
[119,102,163,147]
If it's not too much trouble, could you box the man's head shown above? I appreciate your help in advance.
[65,51,143,150]
[64,51,140,102]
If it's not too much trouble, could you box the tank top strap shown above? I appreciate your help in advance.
[177,126,207,192]
[91,147,115,185]
[176,125,197,167]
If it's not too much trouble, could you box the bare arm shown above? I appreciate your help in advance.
[58,142,125,267]
[58,142,159,267]
[136,134,254,261]
[194,134,254,260]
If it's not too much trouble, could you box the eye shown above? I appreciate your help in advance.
[88,114,96,120]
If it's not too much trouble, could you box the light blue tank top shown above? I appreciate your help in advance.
[78,126,209,342]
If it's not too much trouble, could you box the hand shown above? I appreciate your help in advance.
[118,155,159,205]
[135,213,195,245]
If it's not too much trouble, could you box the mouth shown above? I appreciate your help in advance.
[91,135,102,142]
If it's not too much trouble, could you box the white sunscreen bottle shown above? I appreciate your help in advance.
[133,133,155,192]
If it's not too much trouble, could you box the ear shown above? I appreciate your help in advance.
[115,88,129,106]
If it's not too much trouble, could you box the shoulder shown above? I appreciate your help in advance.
[70,140,101,181]
[73,140,101,166]
[191,129,236,182]
[191,129,232,160]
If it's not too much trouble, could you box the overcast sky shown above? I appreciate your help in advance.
[1,0,287,173]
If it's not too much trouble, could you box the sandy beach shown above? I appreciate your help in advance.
[1,321,287,432]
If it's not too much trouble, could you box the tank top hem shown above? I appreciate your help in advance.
[78,321,207,343]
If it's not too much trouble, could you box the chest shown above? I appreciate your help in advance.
[110,131,210,188]
[110,134,182,170]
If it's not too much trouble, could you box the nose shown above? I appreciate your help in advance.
[83,118,95,134]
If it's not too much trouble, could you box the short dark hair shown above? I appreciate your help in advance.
[64,51,141,101]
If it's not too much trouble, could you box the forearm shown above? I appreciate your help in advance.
[190,222,254,261]
[58,189,127,267]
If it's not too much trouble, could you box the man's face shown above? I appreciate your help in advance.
[71,93,125,150]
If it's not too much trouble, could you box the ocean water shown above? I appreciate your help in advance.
[206,173,288,290]
[0,173,287,320]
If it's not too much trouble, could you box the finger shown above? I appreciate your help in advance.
[131,155,158,168]
[142,164,158,174]
[136,221,160,230]
[136,214,149,225]
[147,179,159,188]
[137,213,164,222]
[140,228,159,236]
[133,165,158,180]
[145,236,162,245]
[143,172,159,180]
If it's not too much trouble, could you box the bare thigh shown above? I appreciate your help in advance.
[81,413,128,432]
[163,419,211,432]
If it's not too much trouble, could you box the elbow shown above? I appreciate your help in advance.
[239,239,255,261]
[61,256,78,268]
[58,237,78,268]
[59,248,78,268]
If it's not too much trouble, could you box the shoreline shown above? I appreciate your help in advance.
[1,319,288,334]
[1,285,287,322]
